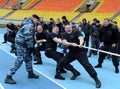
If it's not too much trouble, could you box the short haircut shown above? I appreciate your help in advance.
[62,16,66,19]
[113,21,117,24]
[96,20,100,23]
[104,18,110,22]
[32,14,40,20]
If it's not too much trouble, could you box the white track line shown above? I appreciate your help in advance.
[0,83,4,89]
[0,47,66,89]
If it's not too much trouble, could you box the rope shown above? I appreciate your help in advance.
[81,46,120,57]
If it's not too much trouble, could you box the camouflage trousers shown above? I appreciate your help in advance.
[8,44,33,76]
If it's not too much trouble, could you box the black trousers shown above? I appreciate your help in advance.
[89,38,100,55]
[98,45,119,66]
[118,43,120,54]
[3,33,7,43]
[84,35,89,47]
[45,48,63,62]
[34,45,45,62]
[45,48,77,72]
[7,35,15,50]
[57,51,97,78]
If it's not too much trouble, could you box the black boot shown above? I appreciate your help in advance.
[60,68,67,73]
[2,42,7,44]
[94,63,102,68]
[4,75,16,84]
[34,61,43,65]
[28,71,39,78]
[10,49,16,53]
[71,69,81,80]
[115,66,119,73]
[93,76,101,88]
[34,57,43,65]
[54,71,65,80]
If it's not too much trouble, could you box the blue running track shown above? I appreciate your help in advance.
[0,28,120,89]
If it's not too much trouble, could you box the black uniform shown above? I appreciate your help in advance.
[95,24,119,73]
[2,33,7,43]
[118,30,120,54]
[57,30,97,77]
[56,30,101,88]
[6,23,18,53]
[45,32,80,79]
[34,31,47,64]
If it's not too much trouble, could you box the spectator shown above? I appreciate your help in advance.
[88,20,101,57]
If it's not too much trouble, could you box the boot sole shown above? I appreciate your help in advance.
[54,76,65,80]
[4,81,16,84]
[71,73,81,80]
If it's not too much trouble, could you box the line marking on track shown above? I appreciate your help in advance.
[0,83,4,89]
[0,47,66,89]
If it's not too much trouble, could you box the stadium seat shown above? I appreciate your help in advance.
[0,0,8,8]
[25,0,40,9]
[6,10,79,21]
[96,0,120,13]
[22,0,34,9]
[75,13,114,23]
[32,0,83,12]
[114,15,120,27]
[6,0,19,9]
[0,9,12,18]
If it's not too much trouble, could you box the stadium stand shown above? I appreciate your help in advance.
[22,0,35,9]
[0,0,8,8]
[75,0,120,23]
[6,0,19,9]
[0,0,119,24]
[25,0,40,9]
[96,0,120,13]
[6,10,79,21]
[114,15,120,27]
[32,0,83,12]
[75,13,114,23]
[0,9,12,18]
[92,0,105,13]
[73,0,85,12]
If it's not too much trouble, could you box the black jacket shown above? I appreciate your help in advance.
[100,24,119,44]
[81,23,90,36]
[91,25,101,39]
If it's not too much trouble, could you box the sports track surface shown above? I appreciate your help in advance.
[0,28,120,89]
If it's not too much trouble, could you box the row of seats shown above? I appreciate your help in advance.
[96,0,120,13]
[0,9,12,18]
[32,0,83,12]
[5,10,79,21]
[114,15,120,27]
[0,0,8,8]
[23,0,34,9]
[75,13,114,23]
[6,0,19,9]
[92,0,105,13]
[0,0,119,27]
[26,0,40,9]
